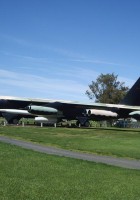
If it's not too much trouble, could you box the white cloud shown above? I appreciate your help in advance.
[0,69,89,100]
[118,76,135,88]
[0,67,136,101]
[1,34,31,47]
[73,58,123,66]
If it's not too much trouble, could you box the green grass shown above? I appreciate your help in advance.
[0,126,140,159]
[0,142,140,200]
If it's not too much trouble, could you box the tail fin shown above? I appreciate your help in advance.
[120,77,140,106]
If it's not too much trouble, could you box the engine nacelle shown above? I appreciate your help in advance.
[85,109,118,118]
[28,105,58,115]
[129,111,140,120]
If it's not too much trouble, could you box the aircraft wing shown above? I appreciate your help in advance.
[1,96,140,124]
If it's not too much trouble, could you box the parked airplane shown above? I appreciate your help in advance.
[0,77,140,126]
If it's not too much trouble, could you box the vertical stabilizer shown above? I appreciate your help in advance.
[120,77,140,106]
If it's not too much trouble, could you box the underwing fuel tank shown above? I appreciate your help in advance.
[35,116,57,124]
[28,105,58,115]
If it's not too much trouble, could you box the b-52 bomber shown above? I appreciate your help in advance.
[0,77,140,126]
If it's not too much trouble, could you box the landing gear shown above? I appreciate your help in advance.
[76,117,91,127]
[12,119,19,124]
[84,121,90,127]
[2,113,21,125]
[76,120,81,127]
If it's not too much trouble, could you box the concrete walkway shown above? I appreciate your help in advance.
[0,136,140,170]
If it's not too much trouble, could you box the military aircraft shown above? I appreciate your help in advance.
[0,77,140,126]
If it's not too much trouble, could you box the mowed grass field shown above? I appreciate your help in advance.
[0,142,140,200]
[0,126,140,159]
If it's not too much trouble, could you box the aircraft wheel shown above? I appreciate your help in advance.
[84,121,90,127]
[12,119,19,124]
[76,121,81,127]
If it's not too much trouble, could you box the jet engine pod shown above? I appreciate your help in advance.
[28,105,58,115]
[85,109,118,117]
[129,111,140,120]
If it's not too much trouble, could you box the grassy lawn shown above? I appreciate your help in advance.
[0,126,140,159]
[0,142,140,200]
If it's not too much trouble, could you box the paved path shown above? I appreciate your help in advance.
[0,136,140,170]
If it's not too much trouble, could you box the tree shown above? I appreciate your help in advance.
[86,73,129,104]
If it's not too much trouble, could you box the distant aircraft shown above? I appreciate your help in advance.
[0,77,140,126]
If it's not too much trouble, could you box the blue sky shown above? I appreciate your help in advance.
[0,0,140,102]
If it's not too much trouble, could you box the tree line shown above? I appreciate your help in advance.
[86,73,129,104]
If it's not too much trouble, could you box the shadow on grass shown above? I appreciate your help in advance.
[78,127,140,133]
